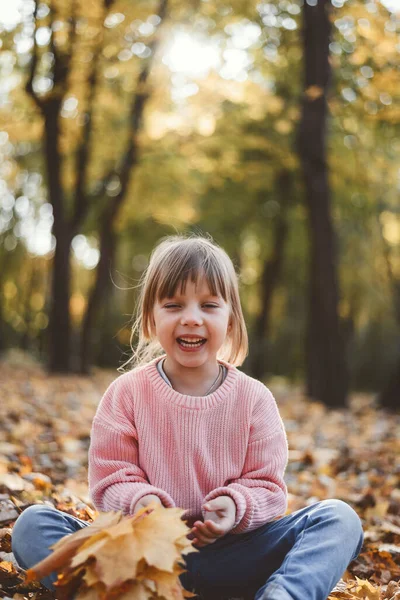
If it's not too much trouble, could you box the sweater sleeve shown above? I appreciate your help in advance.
[88,375,175,515]
[203,386,288,534]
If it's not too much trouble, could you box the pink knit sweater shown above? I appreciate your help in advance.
[88,357,288,534]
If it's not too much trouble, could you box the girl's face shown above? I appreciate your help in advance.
[152,276,231,372]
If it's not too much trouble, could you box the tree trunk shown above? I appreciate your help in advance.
[297,0,348,407]
[44,102,72,372]
[80,215,116,373]
[20,262,37,351]
[377,213,400,410]
[26,0,76,372]
[251,171,291,380]
[0,251,7,353]
[48,228,72,371]
[79,0,169,373]
[379,361,400,411]
[25,0,116,372]
[0,303,5,354]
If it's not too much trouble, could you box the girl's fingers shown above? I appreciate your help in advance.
[193,521,221,535]
[191,523,223,546]
[192,535,217,548]
[192,522,212,534]
[204,520,223,533]
[193,527,216,541]
[190,509,232,548]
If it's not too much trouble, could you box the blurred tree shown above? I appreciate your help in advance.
[24,0,117,371]
[376,207,400,410]
[328,0,400,398]
[21,0,170,372]
[251,170,293,379]
[79,0,169,373]
[297,0,348,407]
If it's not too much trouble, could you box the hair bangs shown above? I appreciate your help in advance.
[154,244,229,302]
[202,255,229,301]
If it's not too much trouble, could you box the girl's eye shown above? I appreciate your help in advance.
[164,303,217,309]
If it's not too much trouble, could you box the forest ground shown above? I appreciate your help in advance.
[0,351,399,600]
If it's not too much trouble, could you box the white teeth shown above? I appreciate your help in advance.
[178,337,205,347]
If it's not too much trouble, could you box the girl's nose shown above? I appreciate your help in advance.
[181,308,203,326]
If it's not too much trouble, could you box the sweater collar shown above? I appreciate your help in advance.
[144,355,240,409]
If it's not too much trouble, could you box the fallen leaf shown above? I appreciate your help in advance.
[0,560,15,573]
[378,543,400,554]
[28,503,197,599]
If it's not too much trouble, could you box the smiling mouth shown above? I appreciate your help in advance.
[177,338,207,348]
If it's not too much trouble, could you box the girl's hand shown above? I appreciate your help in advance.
[190,496,237,548]
[133,494,162,514]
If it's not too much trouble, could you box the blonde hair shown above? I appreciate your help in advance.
[123,234,248,370]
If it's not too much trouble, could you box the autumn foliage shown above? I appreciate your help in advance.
[26,504,197,600]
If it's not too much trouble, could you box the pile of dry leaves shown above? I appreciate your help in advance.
[26,504,196,600]
[0,352,399,599]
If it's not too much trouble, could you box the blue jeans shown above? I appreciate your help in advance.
[12,499,363,600]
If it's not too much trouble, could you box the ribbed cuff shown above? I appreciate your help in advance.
[129,487,176,515]
[202,486,247,529]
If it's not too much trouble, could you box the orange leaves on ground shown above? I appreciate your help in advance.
[0,559,17,575]
[2,362,400,599]
[329,577,383,599]
[27,503,197,600]
[329,577,400,600]
[352,547,400,585]
[382,581,400,600]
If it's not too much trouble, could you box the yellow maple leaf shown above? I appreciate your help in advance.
[352,577,381,600]
[26,511,122,583]
[133,507,193,572]
[0,560,15,574]
[80,533,142,589]
[138,564,187,599]
[328,577,381,600]
[27,503,197,600]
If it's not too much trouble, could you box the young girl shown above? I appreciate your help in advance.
[12,235,363,600]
